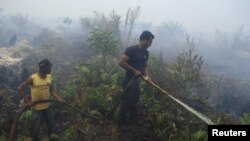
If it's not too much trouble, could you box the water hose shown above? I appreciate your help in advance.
[9,76,137,141]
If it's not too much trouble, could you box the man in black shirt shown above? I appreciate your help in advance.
[118,31,154,127]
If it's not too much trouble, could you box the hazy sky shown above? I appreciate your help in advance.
[1,0,250,32]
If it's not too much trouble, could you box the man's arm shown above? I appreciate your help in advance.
[17,77,32,105]
[118,54,141,76]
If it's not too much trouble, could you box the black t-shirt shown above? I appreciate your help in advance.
[124,45,149,77]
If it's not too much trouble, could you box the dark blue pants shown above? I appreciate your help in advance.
[118,76,141,124]
[30,108,55,141]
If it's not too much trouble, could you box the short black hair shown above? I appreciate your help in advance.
[38,58,52,73]
[140,31,154,41]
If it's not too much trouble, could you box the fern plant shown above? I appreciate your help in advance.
[240,112,250,124]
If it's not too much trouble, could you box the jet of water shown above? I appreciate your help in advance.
[142,76,215,125]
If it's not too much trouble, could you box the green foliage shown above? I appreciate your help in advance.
[213,113,237,124]
[81,87,107,112]
[155,127,169,140]
[58,57,124,140]
[16,135,32,141]
[141,47,209,141]
[88,29,119,69]
[80,66,90,75]
[2,129,31,141]
[18,110,33,136]
[19,110,32,122]
[60,56,123,122]
[65,126,78,141]
[0,136,8,141]
[240,113,250,124]
[90,110,103,118]
[191,130,208,141]
[61,79,80,100]
[147,53,169,90]
[50,133,60,141]
[0,131,8,141]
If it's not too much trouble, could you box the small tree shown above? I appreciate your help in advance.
[80,11,121,38]
[122,6,140,48]
[170,35,203,99]
[88,29,119,69]
[80,7,140,50]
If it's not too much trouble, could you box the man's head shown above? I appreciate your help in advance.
[38,58,52,74]
[139,31,154,49]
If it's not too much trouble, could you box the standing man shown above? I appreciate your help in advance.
[18,58,64,141]
[118,31,154,127]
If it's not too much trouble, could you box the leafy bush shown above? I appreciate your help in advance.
[240,113,250,124]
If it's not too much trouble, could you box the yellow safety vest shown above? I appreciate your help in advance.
[30,73,51,110]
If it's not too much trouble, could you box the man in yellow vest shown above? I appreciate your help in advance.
[18,58,64,141]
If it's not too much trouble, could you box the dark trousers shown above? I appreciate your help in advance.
[30,108,55,141]
[118,76,141,124]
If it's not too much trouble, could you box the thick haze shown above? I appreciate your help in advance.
[1,0,250,32]
[1,0,250,121]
